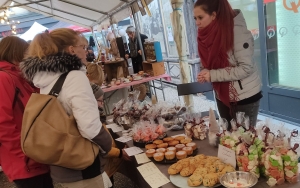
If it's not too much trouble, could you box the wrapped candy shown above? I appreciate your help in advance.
[259,124,285,186]
[264,148,285,186]
[280,130,299,183]
[218,118,237,150]
[235,132,260,178]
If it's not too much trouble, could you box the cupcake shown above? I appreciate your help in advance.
[163,137,174,142]
[175,144,185,151]
[165,151,175,160]
[153,153,164,161]
[156,148,166,153]
[186,142,197,150]
[180,138,193,144]
[153,140,163,145]
[168,140,179,147]
[182,146,193,155]
[167,147,177,152]
[145,144,157,150]
[146,149,156,158]
[174,136,186,141]
[157,143,168,148]
[176,151,187,160]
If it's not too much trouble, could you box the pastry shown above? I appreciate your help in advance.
[168,163,183,175]
[188,174,203,187]
[157,143,168,148]
[167,147,177,152]
[156,148,166,153]
[182,146,193,155]
[186,142,197,150]
[176,151,187,160]
[153,152,164,162]
[168,140,179,146]
[180,165,196,177]
[163,137,174,142]
[145,144,157,150]
[165,151,175,160]
[145,149,156,158]
[180,138,193,144]
[153,140,163,145]
[175,144,185,151]
[174,136,186,141]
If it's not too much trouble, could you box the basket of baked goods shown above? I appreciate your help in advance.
[168,154,236,188]
[145,135,198,164]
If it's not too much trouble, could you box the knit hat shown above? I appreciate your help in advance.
[91,83,104,99]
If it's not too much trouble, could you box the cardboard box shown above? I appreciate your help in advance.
[142,61,165,76]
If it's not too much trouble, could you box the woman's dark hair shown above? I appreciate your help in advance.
[0,36,29,64]
[194,0,235,51]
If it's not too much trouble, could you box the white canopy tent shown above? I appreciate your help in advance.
[0,0,153,30]
[19,21,48,41]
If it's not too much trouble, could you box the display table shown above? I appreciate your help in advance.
[102,74,171,115]
[120,130,300,188]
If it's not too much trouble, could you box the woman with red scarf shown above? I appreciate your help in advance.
[195,0,262,129]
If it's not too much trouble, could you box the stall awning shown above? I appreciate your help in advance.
[0,0,153,30]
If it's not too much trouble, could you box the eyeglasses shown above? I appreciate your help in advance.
[74,44,88,50]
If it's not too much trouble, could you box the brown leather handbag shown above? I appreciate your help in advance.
[21,72,99,170]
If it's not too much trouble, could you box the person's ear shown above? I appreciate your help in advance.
[66,46,75,54]
[212,12,217,20]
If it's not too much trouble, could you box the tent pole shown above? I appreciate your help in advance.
[170,0,194,112]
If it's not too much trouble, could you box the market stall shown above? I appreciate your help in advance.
[105,92,300,188]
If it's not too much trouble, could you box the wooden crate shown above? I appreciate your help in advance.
[142,61,165,76]
[104,60,129,82]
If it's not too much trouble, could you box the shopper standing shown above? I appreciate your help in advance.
[20,28,112,188]
[195,0,262,128]
[0,36,52,188]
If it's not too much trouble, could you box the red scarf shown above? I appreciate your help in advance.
[197,20,231,107]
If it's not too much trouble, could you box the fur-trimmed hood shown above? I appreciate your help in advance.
[20,53,83,82]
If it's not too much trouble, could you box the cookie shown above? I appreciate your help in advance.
[188,174,203,187]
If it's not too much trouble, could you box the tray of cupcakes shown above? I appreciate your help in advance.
[145,135,198,164]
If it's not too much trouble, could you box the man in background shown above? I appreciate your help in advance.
[125,26,148,73]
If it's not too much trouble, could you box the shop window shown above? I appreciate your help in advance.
[265,1,300,89]
[138,0,167,56]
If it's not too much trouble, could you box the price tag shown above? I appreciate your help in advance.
[217,144,236,168]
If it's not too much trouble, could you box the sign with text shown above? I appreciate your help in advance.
[217,145,236,168]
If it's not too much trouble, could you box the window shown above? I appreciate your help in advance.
[265,1,300,89]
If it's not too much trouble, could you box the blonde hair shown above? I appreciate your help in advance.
[86,63,104,86]
[26,28,81,59]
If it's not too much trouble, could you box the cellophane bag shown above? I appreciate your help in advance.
[279,129,299,183]
[259,122,285,186]
[235,125,260,178]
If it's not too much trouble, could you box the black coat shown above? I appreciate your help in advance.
[126,33,148,59]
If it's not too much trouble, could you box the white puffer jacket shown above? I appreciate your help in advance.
[210,10,261,101]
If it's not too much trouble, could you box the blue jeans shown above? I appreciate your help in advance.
[216,99,260,130]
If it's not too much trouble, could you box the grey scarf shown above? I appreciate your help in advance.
[129,33,139,58]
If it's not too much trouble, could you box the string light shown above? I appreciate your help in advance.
[0,8,21,35]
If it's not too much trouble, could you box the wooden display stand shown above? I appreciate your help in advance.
[104,60,129,82]
[142,61,165,76]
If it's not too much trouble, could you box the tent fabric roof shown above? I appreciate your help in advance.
[0,0,153,30]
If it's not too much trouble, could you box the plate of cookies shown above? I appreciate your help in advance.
[145,136,198,164]
[168,155,236,188]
